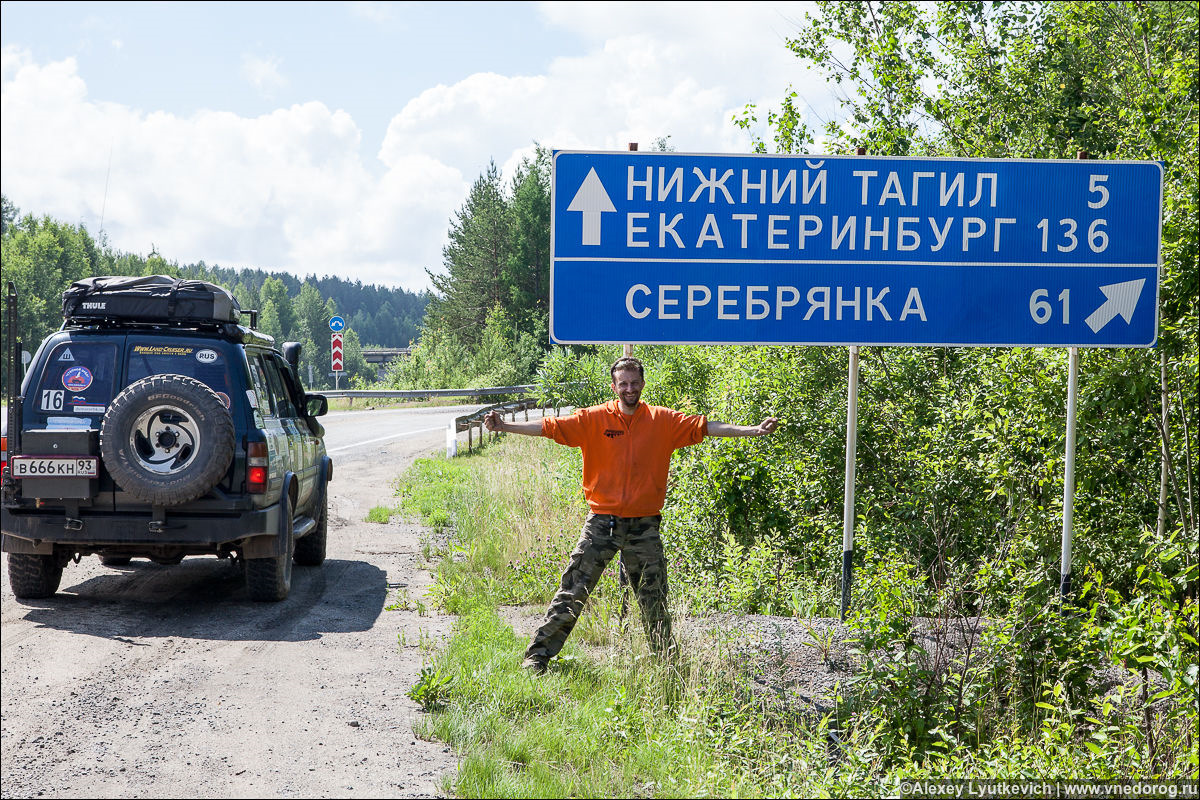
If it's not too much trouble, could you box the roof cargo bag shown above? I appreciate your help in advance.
[62,275,241,325]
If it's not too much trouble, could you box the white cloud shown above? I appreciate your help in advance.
[1,46,462,290]
[380,2,829,179]
[2,6,831,293]
[241,53,288,96]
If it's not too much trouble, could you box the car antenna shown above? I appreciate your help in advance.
[98,142,112,239]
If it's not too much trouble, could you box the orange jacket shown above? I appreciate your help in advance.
[542,400,707,517]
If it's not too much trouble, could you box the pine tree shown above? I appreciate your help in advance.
[425,161,511,347]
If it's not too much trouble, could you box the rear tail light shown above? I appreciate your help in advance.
[246,441,268,494]
[1,435,7,477]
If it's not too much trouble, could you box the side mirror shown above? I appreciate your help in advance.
[305,393,328,417]
[282,341,302,369]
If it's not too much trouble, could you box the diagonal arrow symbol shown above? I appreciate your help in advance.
[1085,278,1146,333]
[567,168,616,246]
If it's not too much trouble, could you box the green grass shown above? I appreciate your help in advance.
[394,455,474,531]
[394,435,1199,796]
[416,599,837,798]
[365,505,394,523]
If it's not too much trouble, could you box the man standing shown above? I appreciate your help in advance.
[483,356,778,674]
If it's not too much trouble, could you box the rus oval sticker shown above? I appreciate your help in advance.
[196,349,219,363]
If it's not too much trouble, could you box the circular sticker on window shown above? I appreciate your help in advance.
[196,349,219,364]
[62,365,94,392]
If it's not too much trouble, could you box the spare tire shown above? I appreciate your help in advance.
[100,374,235,505]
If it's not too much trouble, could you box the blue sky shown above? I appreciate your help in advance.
[2,1,832,290]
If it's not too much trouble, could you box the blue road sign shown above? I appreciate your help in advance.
[329,315,346,332]
[550,151,1162,347]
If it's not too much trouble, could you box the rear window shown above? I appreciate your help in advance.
[32,341,119,419]
[125,342,236,409]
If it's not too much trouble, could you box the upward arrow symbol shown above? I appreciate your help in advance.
[567,168,616,246]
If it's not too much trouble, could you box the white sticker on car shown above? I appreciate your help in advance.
[72,404,106,414]
[58,347,75,361]
[196,349,219,363]
[40,389,65,411]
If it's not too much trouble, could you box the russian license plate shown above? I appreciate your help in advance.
[11,457,99,478]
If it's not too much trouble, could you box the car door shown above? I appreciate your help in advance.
[261,354,315,508]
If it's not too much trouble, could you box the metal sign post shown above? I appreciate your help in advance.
[841,345,860,620]
[840,148,868,620]
[1060,346,1080,599]
[1060,152,1092,604]
[331,331,344,391]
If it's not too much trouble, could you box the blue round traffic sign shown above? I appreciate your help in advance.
[329,315,346,332]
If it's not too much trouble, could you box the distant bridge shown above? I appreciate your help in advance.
[361,347,411,379]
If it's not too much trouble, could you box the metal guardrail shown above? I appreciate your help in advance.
[323,385,537,401]
[446,397,565,456]
[317,384,576,455]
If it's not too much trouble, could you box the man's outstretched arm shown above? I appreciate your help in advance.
[483,410,545,436]
[706,417,778,438]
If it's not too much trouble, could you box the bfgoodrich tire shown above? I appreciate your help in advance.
[8,553,64,599]
[100,374,234,505]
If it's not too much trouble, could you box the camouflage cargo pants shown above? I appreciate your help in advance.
[525,513,674,664]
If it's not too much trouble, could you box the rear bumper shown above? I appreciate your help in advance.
[1,502,281,553]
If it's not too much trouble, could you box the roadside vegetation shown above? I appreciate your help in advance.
[397,433,1196,796]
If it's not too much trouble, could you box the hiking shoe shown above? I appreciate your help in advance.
[521,656,548,675]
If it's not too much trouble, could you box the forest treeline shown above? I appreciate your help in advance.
[0,197,428,390]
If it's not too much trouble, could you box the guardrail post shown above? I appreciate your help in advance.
[446,422,457,457]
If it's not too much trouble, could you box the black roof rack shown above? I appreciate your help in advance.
[60,317,274,347]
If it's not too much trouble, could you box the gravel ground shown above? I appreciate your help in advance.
[2,430,457,799]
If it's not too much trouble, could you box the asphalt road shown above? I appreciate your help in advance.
[0,404,486,799]
[319,404,486,463]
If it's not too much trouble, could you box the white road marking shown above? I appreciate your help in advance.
[326,425,447,454]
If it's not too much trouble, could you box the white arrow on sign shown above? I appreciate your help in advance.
[567,168,616,246]
[1085,278,1146,333]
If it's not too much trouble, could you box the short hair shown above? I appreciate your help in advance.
[610,356,644,381]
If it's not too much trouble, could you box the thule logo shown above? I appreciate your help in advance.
[82,302,106,310]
